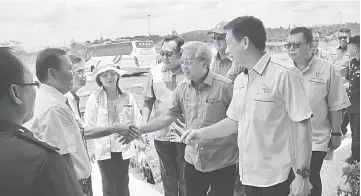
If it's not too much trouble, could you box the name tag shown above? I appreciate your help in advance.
[124,104,132,107]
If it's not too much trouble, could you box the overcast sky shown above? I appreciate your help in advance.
[0,0,359,52]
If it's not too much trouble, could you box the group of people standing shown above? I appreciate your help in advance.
[0,15,359,196]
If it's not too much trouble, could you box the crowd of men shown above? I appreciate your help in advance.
[0,15,359,196]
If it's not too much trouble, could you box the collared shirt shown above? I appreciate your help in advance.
[346,58,360,114]
[296,56,350,152]
[84,89,142,160]
[226,62,245,82]
[210,52,233,76]
[143,63,186,141]
[167,71,238,172]
[314,47,333,62]
[29,84,92,180]
[64,92,95,158]
[333,46,350,77]
[227,53,313,187]
[0,119,83,196]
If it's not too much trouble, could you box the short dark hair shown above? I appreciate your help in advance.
[36,48,67,83]
[289,27,313,43]
[68,55,83,64]
[224,16,267,51]
[161,34,185,52]
[339,28,351,35]
[0,47,25,99]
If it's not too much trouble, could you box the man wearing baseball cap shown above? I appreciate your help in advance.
[208,22,234,76]
[208,22,245,196]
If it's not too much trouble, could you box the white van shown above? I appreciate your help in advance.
[85,40,156,76]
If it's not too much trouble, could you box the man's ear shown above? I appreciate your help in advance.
[243,37,249,50]
[47,68,57,81]
[8,84,22,105]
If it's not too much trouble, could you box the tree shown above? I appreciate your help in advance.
[0,40,26,56]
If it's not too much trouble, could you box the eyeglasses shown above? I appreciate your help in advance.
[160,51,176,58]
[179,58,206,66]
[100,71,118,78]
[338,36,348,40]
[73,70,85,78]
[284,43,308,50]
[13,82,40,89]
[213,35,226,41]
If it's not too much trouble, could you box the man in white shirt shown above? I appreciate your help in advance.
[30,49,139,195]
[311,30,333,62]
[65,55,93,196]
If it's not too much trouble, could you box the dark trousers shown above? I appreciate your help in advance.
[349,114,360,162]
[154,140,186,196]
[184,162,236,196]
[207,164,245,196]
[342,109,349,135]
[79,176,93,196]
[244,169,294,196]
[98,152,130,196]
[309,151,327,196]
[234,165,246,196]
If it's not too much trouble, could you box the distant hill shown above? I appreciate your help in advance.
[20,22,359,60]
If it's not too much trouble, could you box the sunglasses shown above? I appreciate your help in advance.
[338,36,348,40]
[160,51,176,58]
[284,43,308,50]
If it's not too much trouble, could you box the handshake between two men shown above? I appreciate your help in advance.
[118,120,200,148]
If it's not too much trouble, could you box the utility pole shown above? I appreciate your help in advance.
[148,14,151,40]
[339,12,342,24]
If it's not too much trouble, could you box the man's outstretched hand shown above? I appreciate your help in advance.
[119,124,141,145]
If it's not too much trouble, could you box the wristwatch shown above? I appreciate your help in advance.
[331,132,342,136]
[296,168,311,178]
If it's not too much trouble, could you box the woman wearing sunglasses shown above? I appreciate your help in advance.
[84,63,144,196]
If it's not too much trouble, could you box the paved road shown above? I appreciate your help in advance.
[91,162,162,196]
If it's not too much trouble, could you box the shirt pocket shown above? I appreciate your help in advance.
[205,99,227,123]
[308,79,328,120]
[308,79,327,98]
[253,95,275,121]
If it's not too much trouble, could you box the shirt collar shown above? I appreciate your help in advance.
[293,55,316,74]
[40,83,67,103]
[65,92,80,102]
[161,64,183,75]
[0,119,30,133]
[337,45,347,52]
[253,52,271,76]
[187,70,214,87]
[216,52,231,62]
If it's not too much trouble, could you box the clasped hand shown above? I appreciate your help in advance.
[118,124,142,145]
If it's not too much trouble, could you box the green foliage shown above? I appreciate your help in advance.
[0,40,27,56]
[337,162,360,196]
